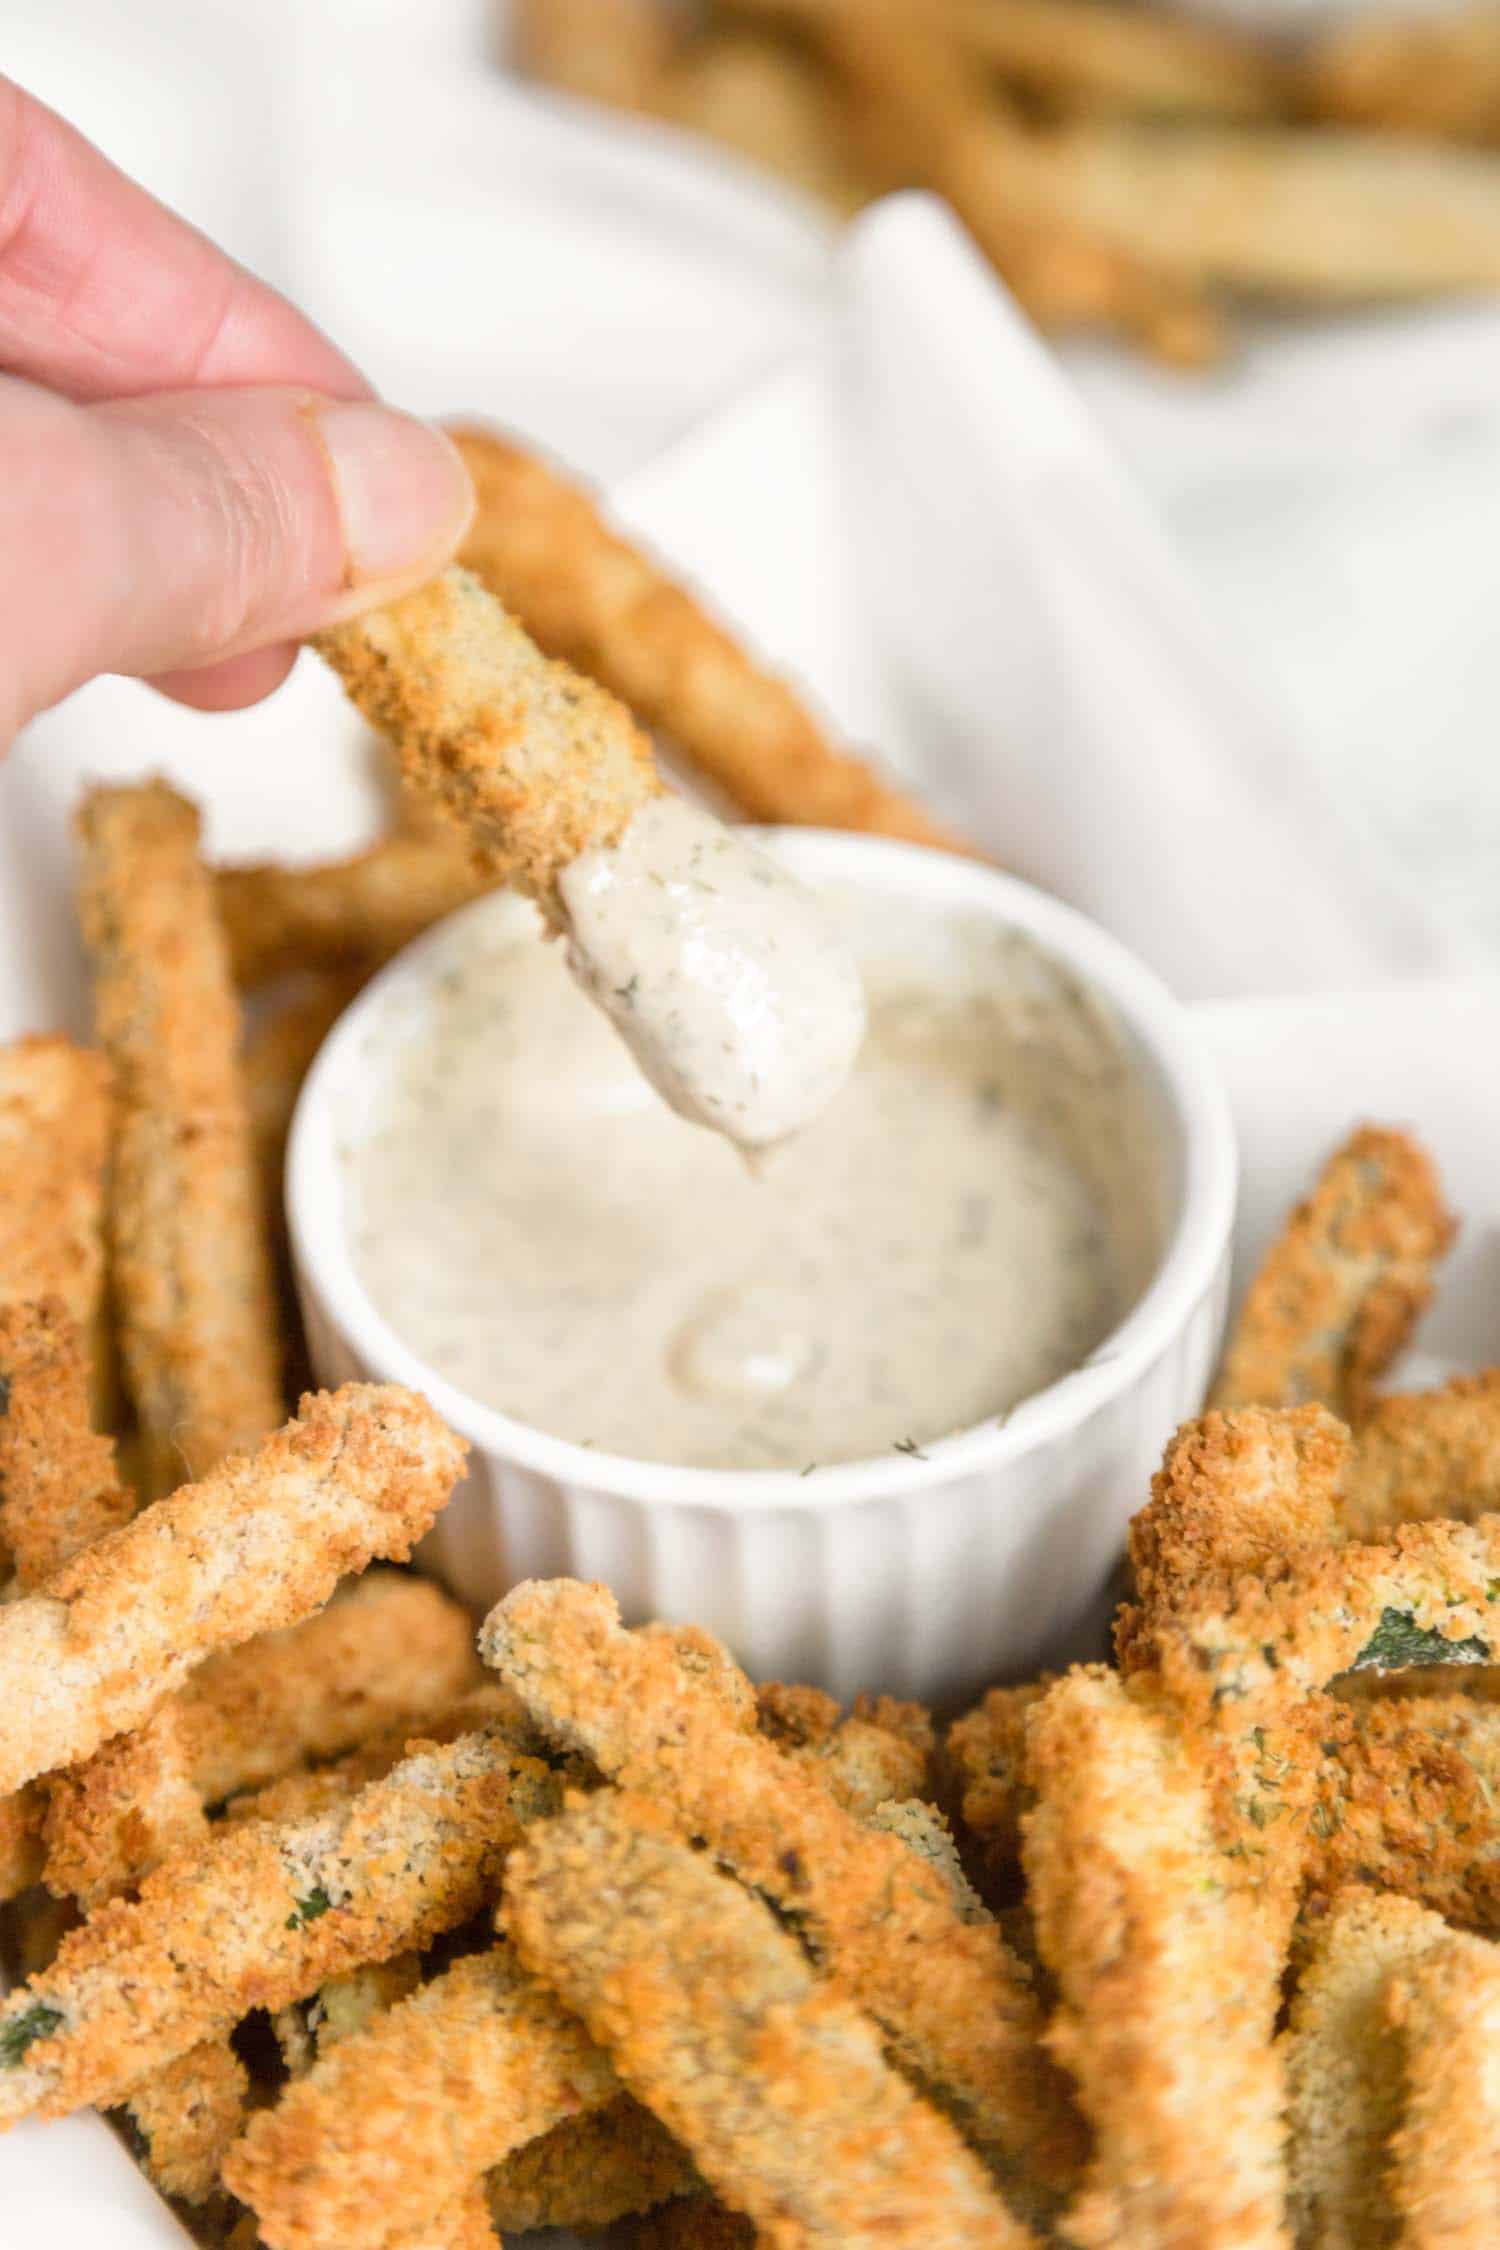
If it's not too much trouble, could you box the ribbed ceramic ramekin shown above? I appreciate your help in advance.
[288,831,1236,1708]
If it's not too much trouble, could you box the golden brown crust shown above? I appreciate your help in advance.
[754,1680,930,1814]
[0,1300,134,1593]
[954,0,1280,120]
[1211,1125,1455,1422]
[1303,9,1500,144]
[120,2036,249,2205]
[0,1788,44,1903]
[1308,1695,1500,1928]
[0,1719,556,2125]
[0,1384,466,1797]
[1386,1930,1500,2247]
[1343,1370,1500,1537]
[482,1578,1081,2191]
[0,1035,111,1339]
[312,567,662,911]
[486,2096,696,2234]
[217,838,493,989]
[505,1789,1036,2249]
[1280,1885,1450,2250]
[42,1570,481,1905]
[451,428,961,849]
[1116,1404,1351,1670]
[511,0,676,111]
[1022,1667,1290,2250]
[76,780,284,1490]
[226,1943,618,2250]
[942,1679,1052,1888]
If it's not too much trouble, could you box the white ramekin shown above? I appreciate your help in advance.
[288,831,1236,1708]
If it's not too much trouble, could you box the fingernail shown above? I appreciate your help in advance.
[316,403,474,590]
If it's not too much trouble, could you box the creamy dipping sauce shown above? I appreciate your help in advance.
[345,884,1164,1472]
[560,796,866,1149]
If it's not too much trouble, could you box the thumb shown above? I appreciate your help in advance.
[0,374,474,741]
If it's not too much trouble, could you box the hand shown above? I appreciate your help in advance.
[0,76,474,747]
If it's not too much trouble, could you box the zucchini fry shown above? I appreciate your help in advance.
[76,781,284,1490]
[953,0,1281,121]
[216,835,492,988]
[942,1678,1052,1890]
[0,1299,133,1599]
[486,2098,696,2235]
[271,1953,424,2081]
[0,1034,110,1347]
[450,428,958,847]
[1303,6,1500,145]
[505,1789,1036,2249]
[120,2037,250,2206]
[754,1679,931,1813]
[1342,1370,1500,1536]
[1212,1126,1454,1420]
[225,1943,620,2250]
[386,2182,499,2250]
[312,567,662,918]
[511,0,677,111]
[43,1570,481,1905]
[0,1719,558,2126]
[0,1383,464,1797]
[482,1578,1081,2192]
[1310,1695,1500,1929]
[1386,1930,1500,2247]
[1024,1667,1291,2250]
[1281,1887,1451,2250]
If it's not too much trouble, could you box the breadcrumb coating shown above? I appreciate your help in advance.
[0,1035,110,1342]
[1211,1125,1454,1423]
[1309,1695,1500,1928]
[75,781,284,1490]
[1280,1886,1450,2250]
[216,836,493,989]
[942,1680,1052,1890]
[0,1719,556,2126]
[485,2096,695,2234]
[0,1791,43,1903]
[225,1943,618,2250]
[505,1789,1036,2248]
[451,427,960,849]
[1116,1405,1350,1671]
[482,1579,1080,2191]
[0,1384,465,1798]
[120,2036,250,2205]
[754,1681,930,1814]
[1343,1370,1500,1537]
[271,1953,423,2081]
[313,567,662,912]
[1022,1667,1290,2250]
[0,1300,134,1593]
[43,1570,481,1905]
[1386,1929,1500,2248]
[385,2181,499,2250]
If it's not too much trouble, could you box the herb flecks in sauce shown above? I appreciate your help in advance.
[348,890,1162,1473]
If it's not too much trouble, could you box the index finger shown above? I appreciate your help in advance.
[0,76,368,402]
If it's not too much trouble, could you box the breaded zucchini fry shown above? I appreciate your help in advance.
[76,781,284,1489]
[942,1680,1051,1890]
[271,1953,424,2081]
[1342,1370,1500,1535]
[1281,1886,1451,2250]
[216,834,492,988]
[0,1384,464,1797]
[1303,5,1500,144]
[0,1300,133,1593]
[506,1790,1036,2249]
[482,1579,1080,2192]
[225,1942,619,2250]
[486,2098,696,2235]
[120,2036,250,2205]
[1386,1929,1500,2247]
[313,567,662,916]
[1117,1404,1350,1671]
[1211,1125,1455,1419]
[0,1719,557,2125]
[0,1035,110,1332]
[387,2182,498,2250]
[450,429,957,847]
[754,1679,930,1814]
[1023,1667,1290,2250]
[43,1570,481,1904]
[656,33,874,216]
[1310,1695,1500,1928]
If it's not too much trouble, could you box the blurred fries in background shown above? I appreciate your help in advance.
[504,0,1500,364]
